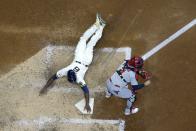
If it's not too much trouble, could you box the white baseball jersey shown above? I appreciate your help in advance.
[106,60,138,103]
[56,24,104,87]
[56,61,88,86]
[110,61,138,89]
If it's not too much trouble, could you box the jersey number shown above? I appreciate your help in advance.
[73,66,80,72]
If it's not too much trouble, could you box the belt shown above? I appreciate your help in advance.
[110,78,120,88]
[75,61,88,67]
[116,70,127,83]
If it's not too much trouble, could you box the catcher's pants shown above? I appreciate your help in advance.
[106,79,135,109]
[74,24,104,65]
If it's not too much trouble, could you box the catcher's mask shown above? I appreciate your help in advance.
[127,56,144,69]
[67,70,76,83]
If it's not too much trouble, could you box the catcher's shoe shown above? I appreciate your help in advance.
[124,107,139,115]
[96,13,106,27]
[105,89,112,98]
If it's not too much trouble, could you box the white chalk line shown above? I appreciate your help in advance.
[46,45,132,63]
[116,47,132,60]
[142,18,196,61]
[15,117,125,131]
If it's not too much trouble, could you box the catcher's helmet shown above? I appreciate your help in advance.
[128,56,144,69]
[67,70,76,83]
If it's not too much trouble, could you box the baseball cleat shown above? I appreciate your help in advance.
[96,13,106,27]
[131,107,139,114]
[105,90,112,98]
[95,13,100,27]
[124,107,139,115]
[124,108,131,115]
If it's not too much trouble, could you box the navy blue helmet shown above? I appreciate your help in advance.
[67,70,76,83]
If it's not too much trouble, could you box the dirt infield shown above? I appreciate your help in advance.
[0,46,126,131]
[0,0,196,131]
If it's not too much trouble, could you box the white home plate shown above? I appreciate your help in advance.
[75,98,94,114]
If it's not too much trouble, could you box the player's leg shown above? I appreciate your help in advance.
[74,40,86,61]
[117,88,139,115]
[79,13,105,42]
[86,13,106,51]
[80,24,98,42]
[105,88,113,98]
[82,26,105,65]
[79,13,106,65]
[74,24,98,60]
[105,79,114,98]
[105,79,128,99]
[87,26,104,49]
[74,15,101,60]
[124,94,139,115]
[105,78,139,115]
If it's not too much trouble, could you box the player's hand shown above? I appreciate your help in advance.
[144,80,151,86]
[84,104,91,113]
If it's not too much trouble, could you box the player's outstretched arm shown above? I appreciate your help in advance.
[81,84,91,113]
[39,74,58,95]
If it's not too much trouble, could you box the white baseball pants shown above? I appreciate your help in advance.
[74,24,104,65]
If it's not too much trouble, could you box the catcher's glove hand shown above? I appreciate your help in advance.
[139,70,152,80]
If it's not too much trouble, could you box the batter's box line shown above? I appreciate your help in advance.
[15,117,125,131]
[45,44,132,65]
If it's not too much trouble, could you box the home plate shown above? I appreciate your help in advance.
[75,98,94,114]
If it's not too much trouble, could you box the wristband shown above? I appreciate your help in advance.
[81,85,89,94]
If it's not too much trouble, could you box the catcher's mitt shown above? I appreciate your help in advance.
[139,70,152,80]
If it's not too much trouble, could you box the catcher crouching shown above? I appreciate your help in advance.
[105,56,152,115]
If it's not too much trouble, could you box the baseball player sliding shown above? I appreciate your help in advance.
[105,56,152,115]
[39,13,106,113]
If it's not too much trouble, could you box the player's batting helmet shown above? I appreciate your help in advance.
[128,56,144,69]
[67,70,76,83]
